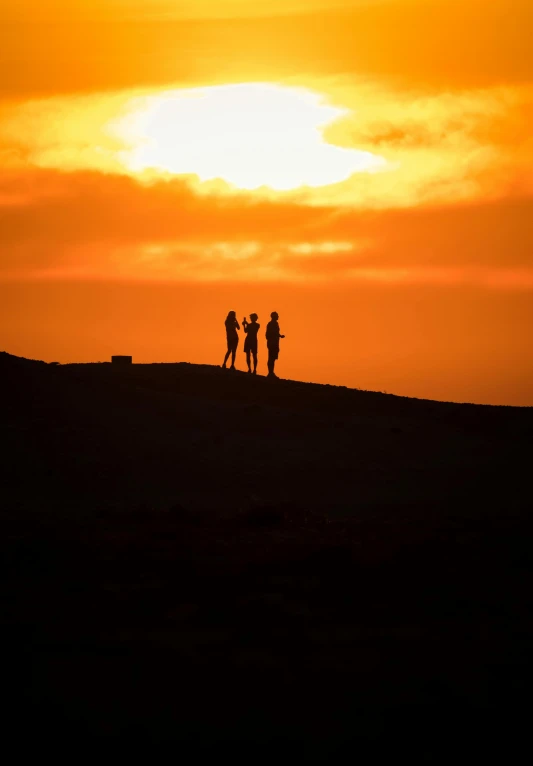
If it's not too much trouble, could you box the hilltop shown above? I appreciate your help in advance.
[1,351,532,758]
[2,351,530,515]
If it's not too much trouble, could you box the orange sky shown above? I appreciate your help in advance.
[1,0,532,404]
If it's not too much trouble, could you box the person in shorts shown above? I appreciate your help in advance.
[242,313,260,374]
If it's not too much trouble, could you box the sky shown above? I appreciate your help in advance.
[1,0,532,404]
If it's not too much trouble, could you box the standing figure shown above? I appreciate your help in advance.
[265,311,285,378]
[242,313,260,374]
[222,310,240,369]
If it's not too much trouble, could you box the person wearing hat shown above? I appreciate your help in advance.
[222,310,240,370]
[242,313,260,374]
[265,311,285,378]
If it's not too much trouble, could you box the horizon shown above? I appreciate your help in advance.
[4,346,532,410]
[1,1,532,406]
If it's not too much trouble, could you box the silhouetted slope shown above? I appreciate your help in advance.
[2,351,530,516]
[1,352,532,758]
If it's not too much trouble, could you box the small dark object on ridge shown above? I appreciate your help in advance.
[49,361,60,366]
[111,355,132,365]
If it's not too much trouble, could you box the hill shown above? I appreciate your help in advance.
[1,351,532,758]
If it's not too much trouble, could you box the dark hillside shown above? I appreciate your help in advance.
[1,351,532,758]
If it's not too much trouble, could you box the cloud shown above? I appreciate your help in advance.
[1,168,532,287]
[1,81,531,210]
[287,242,355,255]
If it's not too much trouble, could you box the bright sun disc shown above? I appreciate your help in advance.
[110,83,385,190]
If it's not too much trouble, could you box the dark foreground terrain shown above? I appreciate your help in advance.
[2,351,532,759]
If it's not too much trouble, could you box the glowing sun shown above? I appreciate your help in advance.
[110,83,385,191]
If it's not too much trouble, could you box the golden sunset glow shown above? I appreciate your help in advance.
[111,84,385,190]
[1,0,532,404]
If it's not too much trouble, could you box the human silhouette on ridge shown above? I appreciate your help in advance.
[222,311,240,370]
[243,313,260,374]
[266,311,285,378]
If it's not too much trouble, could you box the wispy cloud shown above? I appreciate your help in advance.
[1,81,531,209]
[1,168,532,288]
[287,242,355,255]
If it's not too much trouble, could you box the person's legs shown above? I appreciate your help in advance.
[246,350,252,372]
[252,350,257,374]
[267,348,276,376]
[223,349,231,367]
[230,346,237,369]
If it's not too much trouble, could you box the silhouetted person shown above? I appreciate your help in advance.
[242,314,260,374]
[223,311,240,370]
[266,311,285,378]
